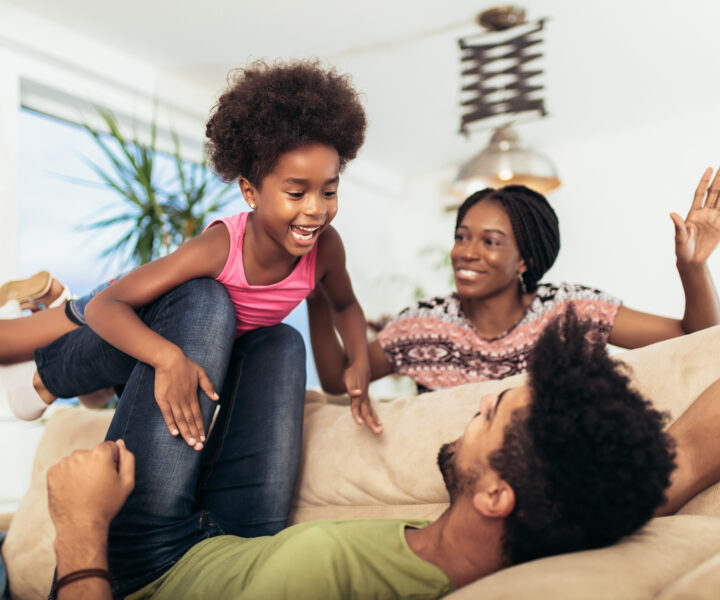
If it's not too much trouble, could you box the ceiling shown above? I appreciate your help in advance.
[5,0,720,179]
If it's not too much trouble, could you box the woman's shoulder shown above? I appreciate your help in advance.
[523,282,622,326]
[392,292,463,323]
[533,281,621,304]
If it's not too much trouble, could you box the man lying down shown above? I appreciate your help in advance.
[46,308,720,599]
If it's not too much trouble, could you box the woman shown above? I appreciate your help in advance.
[309,169,720,393]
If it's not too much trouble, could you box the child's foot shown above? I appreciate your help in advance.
[0,271,52,308]
[0,362,56,421]
[0,271,72,312]
[29,277,72,310]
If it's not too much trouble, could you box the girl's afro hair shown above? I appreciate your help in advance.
[206,60,367,186]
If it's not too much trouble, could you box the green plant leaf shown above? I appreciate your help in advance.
[80,105,239,265]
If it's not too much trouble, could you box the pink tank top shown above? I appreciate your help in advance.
[209,212,318,337]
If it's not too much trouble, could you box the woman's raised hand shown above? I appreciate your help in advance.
[671,167,720,264]
[153,351,219,450]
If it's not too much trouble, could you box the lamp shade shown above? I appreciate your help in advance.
[452,126,560,197]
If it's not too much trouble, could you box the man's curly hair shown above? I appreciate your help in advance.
[205,60,367,186]
[489,307,676,566]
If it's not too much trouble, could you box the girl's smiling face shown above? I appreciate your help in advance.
[240,143,340,256]
[451,199,526,299]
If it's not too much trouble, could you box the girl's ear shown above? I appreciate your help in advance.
[239,178,257,210]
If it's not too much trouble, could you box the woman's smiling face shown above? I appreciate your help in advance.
[450,199,526,300]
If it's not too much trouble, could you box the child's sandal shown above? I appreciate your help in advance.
[0,271,52,308]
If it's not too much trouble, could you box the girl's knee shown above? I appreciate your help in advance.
[271,323,305,352]
[174,279,235,330]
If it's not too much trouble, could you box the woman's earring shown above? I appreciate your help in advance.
[250,202,256,210]
[518,272,528,294]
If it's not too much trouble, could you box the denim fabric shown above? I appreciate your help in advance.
[64,273,128,326]
[34,279,306,599]
[0,532,8,600]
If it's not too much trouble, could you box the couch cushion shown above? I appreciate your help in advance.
[656,549,720,600]
[445,515,720,600]
[2,408,113,600]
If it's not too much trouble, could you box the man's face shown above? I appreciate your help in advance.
[438,386,532,502]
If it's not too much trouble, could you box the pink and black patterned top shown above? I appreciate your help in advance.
[376,282,621,392]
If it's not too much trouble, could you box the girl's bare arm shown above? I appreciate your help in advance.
[314,227,382,434]
[84,224,230,448]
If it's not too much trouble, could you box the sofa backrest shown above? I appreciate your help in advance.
[291,325,720,524]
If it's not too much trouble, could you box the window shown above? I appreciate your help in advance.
[16,108,320,387]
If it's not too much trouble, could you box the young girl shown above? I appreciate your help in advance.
[5,60,382,441]
[309,171,720,393]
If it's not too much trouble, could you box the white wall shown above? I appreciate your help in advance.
[342,103,720,323]
[543,105,720,320]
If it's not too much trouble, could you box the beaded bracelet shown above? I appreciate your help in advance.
[50,568,113,599]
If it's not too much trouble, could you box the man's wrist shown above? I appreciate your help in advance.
[54,526,109,576]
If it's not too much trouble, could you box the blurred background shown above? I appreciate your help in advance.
[2,0,720,510]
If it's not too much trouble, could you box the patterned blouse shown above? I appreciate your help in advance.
[376,282,621,392]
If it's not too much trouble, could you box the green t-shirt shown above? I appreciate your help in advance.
[126,518,455,600]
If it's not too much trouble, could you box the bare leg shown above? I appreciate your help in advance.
[655,378,720,515]
[32,369,57,405]
[0,306,79,364]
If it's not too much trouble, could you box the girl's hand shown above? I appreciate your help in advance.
[344,361,383,435]
[671,167,720,265]
[154,351,219,450]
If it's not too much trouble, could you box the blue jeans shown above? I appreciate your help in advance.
[65,273,128,326]
[34,279,306,598]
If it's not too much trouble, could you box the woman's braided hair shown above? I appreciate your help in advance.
[455,185,560,292]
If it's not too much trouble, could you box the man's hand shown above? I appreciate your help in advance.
[344,361,383,435]
[48,440,133,600]
[48,440,135,537]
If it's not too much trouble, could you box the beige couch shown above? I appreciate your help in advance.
[4,326,720,599]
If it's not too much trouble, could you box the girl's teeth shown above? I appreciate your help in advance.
[291,227,317,241]
[291,225,319,242]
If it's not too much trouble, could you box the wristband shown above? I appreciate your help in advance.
[50,568,113,599]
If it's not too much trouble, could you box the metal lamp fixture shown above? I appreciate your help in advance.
[452,6,560,198]
[451,125,560,197]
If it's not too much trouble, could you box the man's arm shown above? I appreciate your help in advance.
[47,440,135,599]
[656,378,720,515]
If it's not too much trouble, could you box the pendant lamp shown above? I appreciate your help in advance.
[451,125,560,197]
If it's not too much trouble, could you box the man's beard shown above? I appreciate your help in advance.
[437,441,461,504]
